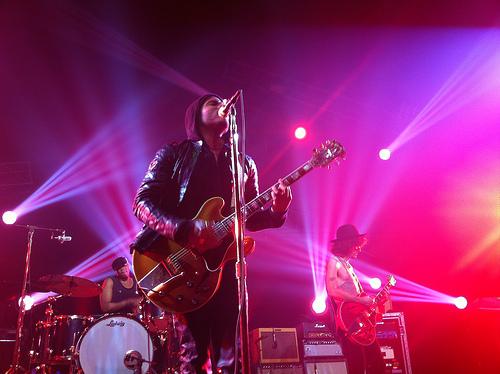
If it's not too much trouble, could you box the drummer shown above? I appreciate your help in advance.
[99,256,142,314]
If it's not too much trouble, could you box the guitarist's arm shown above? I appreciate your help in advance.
[325,257,372,306]
[132,145,215,250]
[244,156,291,231]
[133,145,186,241]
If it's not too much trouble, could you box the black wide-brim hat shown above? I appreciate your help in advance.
[331,224,367,248]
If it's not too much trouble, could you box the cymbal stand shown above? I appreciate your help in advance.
[7,224,66,374]
[40,297,56,365]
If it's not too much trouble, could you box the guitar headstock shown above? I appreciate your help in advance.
[387,275,396,287]
[311,140,346,168]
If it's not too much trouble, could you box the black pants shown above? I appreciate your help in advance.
[177,266,239,374]
[339,332,386,374]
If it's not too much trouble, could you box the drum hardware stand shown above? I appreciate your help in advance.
[30,296,57,373]
[6,224,67,374]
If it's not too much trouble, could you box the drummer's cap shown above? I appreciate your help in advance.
[112,256,128,271]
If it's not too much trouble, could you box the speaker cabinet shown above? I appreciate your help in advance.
[304,360,348,374]
[376,312,412,374]
[250,328,300,364]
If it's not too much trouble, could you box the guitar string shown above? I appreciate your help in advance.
[165,189,274,265]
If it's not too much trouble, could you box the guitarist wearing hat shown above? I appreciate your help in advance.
[325,224,388,374]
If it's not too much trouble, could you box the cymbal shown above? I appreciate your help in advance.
[35,274,102,297]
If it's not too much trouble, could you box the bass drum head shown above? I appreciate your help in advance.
[77,314,153,373]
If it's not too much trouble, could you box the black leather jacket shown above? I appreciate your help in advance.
[130,139,286,253]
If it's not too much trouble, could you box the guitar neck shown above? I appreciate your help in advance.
[372,280,394,307]
[245,160,314,218]
[215,139,345,236]
[218,160,315,231]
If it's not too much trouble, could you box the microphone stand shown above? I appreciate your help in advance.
[228,97,251,374]
[6,224,65,374]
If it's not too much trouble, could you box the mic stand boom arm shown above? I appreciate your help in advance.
[228,96,251,374]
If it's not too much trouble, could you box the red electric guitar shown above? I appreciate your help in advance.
[337,275,396,345]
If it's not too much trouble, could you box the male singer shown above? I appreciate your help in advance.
[131,93,292,373]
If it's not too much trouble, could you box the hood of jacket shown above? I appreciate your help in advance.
[184,94,223,141]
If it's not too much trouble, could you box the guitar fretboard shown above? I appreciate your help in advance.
[213,161,315,237]
[372,277,395,308]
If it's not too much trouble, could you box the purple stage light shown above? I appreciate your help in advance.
[31,229,138,306]
[354,260,466,307]
[387,30,500,153]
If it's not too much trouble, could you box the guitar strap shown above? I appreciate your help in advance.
[337,256,363,295]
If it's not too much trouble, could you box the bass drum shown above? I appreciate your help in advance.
[76,314,154,373]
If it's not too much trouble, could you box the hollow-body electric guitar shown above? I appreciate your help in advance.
[133,140,345,313]
[337,275,396,345]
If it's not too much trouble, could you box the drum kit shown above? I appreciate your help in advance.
[28,274,179,374]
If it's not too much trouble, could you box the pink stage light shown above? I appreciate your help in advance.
[2,210,17,225]
[294,126,307,140]
[312,297,327,314]
[369,277,382,290]
[454,296,468,310]
[378,148,391,160]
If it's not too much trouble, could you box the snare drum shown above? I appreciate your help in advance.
[31,315,93,362]
[76,314,154,373]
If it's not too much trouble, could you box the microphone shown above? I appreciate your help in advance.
[124,350,143,374]
[218,90,241,118]
[52,233,72,243]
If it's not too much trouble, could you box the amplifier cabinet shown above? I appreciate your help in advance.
[254,363,303,374]
[250,328,300,364]
[304,360,348,374]
[303,339,343,358]
[376,312,412,374]
[298,321,335,340]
